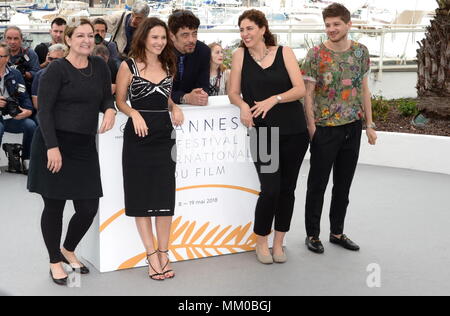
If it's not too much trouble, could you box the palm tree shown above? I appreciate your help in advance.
[416,0,450,117]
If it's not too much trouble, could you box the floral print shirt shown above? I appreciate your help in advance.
[301,41,371,127]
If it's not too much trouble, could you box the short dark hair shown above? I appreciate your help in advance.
[168,10,200,35]
[51,17,67,27]
[322,3,351,23]
[93,18,108,32]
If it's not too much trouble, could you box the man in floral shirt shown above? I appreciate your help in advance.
[301,3,377,254]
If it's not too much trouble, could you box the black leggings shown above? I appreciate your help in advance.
[252,129,309,236]
[41,197,99,264]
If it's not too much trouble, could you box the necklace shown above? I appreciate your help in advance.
[249,48,270,66]
[77,62,93,77]
[65,57,93,77]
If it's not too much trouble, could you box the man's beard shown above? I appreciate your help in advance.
[184,44,196,54]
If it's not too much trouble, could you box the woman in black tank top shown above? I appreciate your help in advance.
[228,10,309,264]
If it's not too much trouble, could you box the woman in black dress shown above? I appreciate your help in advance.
[27,19,116,285]
[116,18,184,281]
[228,10,309,264]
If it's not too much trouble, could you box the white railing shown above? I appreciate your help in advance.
[2,23,427,79]
[199,24,427,79]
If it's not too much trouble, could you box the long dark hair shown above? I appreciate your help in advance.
[238,10,277,48]
[130,17,177,76]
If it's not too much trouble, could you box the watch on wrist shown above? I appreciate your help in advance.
[276,95,282,103]
[367,122,377,129]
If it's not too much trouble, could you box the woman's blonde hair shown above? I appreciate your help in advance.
[64,19,94,55]
[208,42,226,74]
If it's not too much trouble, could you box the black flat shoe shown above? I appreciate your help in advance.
[305,237,324,254]
[49,270,68,286]
[330,234,360,251]
[61,256,90,274]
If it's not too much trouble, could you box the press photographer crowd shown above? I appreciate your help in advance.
[0,16,122,175]
[0,1,227,176]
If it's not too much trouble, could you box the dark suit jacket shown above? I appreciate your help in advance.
[171,40,211,104]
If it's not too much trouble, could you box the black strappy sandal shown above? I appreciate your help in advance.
[159,249,175,279]
[146,251,165,281]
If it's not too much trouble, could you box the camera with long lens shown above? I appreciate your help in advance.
[95,33,104,45]
[1,97,23,117]
[1,83,25,118]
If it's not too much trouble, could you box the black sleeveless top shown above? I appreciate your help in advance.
[241,46,307,135]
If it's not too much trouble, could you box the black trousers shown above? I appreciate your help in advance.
[251,128,309,236]
[305,120,362,238]
[41,197,99,264]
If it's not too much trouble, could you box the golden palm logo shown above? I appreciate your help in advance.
[98,184,260,270]
[118,216,257,270]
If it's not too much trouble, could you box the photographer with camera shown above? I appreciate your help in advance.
[93,18,119,63]
[0,42,37,174]
[89,1,150,56]
[4,26,40,95]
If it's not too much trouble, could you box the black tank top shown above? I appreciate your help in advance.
[241,46,307,135]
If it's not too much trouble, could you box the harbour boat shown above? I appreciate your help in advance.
[0,3,11,23]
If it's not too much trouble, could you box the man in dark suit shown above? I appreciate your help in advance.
[168,10,211,106]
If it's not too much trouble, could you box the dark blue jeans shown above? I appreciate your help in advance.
[0,117,37,160]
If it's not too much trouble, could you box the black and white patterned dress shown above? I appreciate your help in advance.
[123,58,176,217]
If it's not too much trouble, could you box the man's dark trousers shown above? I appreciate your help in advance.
[305,120,363,238]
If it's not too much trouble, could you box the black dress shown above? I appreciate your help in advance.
[27,56,114,200]
[123,58,176,217]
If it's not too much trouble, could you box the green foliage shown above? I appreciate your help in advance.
[223,48,233,70]
[371,95,391,122]
[222,40,241,70]
[396,99,419,117]
[371,96,419,122]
